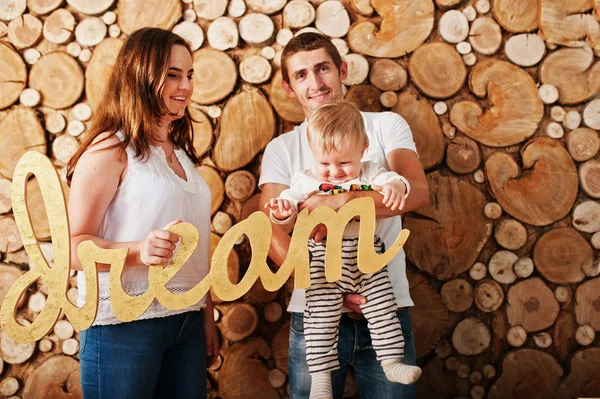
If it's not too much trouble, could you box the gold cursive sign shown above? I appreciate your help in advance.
[0,152,409,343]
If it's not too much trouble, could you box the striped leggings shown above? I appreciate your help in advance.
[305,236,405,374]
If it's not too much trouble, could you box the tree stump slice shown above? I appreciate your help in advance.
[554,286,571,304]
[485,138,578,226]
[404,172,492,280]
[507,324,527,347]
[442,120,456,139]
[269,70,305,123]
[550,105,566,122]
[118,0,180,34]
[212,211,232,235]
[188,106,212,158]
[564,110,582,130]
[239,13,274,46]
[264,301,282,323]
[540,47,600,105]
[507,277,559,333]
[435,338,451,358]
[245,0,286,14]
[347,0,434,58]
[62,338,79,355]
[261,46,275,60]
[85,38,122,109]
[505,33,546,67]
[53,134,79,166]
[408,42,466,99]
[369,59,407,92]
[567,128,599,162]
[445,356,460,371]
[491,0,537,32]
[489,250,518,284]
[440,279,473,312]
[244,280,278,305]
[213,86,275,172]
[392,87,445,170]
[220,303,258,342]
[539,0,597,48]
[446,135,481,174]
[575,277,600,331]
[474,279,504,312]
[345,85,382,113]
[468,16,502,56]
[418,357,460,399]
[22,355,82,399]
[407,269,448,358]
[54,319,74,340]
[269,368,286,388]
[191,48,236,105]
[207,17,238,51]
[470,370,483,384]
[484,202,502,219]
[474,169,485,183]
[29,52,84,109]
[314,0,349,38]
[470,262,487,280]
[580,159,600,198]
[28,0,63,15]
[0,106,45,179]
[240,55,272,84]
[379,91,397,108]
[173,21,204,51]
[271,321,289,373]
[487,349,562,399]
[240,193,261,223]
[0,264,22,305]
[192,0,226,20]
[557,348,600,398]
[351,0,374,15]
[532,332,552,349]
[583,98,600,129]
[342,53,369,86]
[533,227,591,284]
[0,377,19,396]
[66,0,113,15]
[573,200,600,233]
[575,324,595,346]
[7,14,42,49]
[439,10,469,43]
[219,338,279,399]
[494,219,527,250]
[75,17,106,47]
[451,60,543,147]
[42,9,75,44]
[452,317,490,355]
[198,166,224,215]
[514,257,534,278]
[457,363,470,379]
[1,327,34,364]
[0,0,26,21]
[546,121,564,139]
[283,0,315,28]
[0,42,26,109]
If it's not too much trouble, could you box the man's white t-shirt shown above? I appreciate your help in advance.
[259,111,418,312]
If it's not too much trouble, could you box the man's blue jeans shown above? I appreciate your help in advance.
[79,311,206,399]
[289,308,417,399]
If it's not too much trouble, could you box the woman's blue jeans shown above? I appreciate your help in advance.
[288,308,417,399]
[79,311,206,399]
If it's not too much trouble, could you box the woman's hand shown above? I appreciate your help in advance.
[204,310,219,367]
[138,219,182,266]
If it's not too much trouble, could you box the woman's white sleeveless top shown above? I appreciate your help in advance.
[77,132,211,326]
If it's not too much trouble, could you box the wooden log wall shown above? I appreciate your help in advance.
[0,0,599,398]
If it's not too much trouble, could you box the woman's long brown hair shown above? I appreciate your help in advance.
[66,27,200,184]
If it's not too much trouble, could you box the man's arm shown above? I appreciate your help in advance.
[299,149,429,216]
[259,182,292,267]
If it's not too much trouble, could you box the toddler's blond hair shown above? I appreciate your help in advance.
[306,101,368,153]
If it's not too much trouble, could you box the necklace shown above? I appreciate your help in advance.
[167,146,176,163]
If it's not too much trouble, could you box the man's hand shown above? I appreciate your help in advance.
[343,293,367,313]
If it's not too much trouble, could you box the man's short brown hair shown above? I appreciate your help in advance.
[281,32,343,84]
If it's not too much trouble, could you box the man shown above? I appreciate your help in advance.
[259,32,429,399]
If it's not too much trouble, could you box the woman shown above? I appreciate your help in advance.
[66,27,218,398]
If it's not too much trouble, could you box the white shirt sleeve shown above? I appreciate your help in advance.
[258,139,292,188]
[364,161,411,198]
[379,112,418,157]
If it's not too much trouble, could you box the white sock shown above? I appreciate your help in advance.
[310,372,333,399]
[381,359,422,384]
